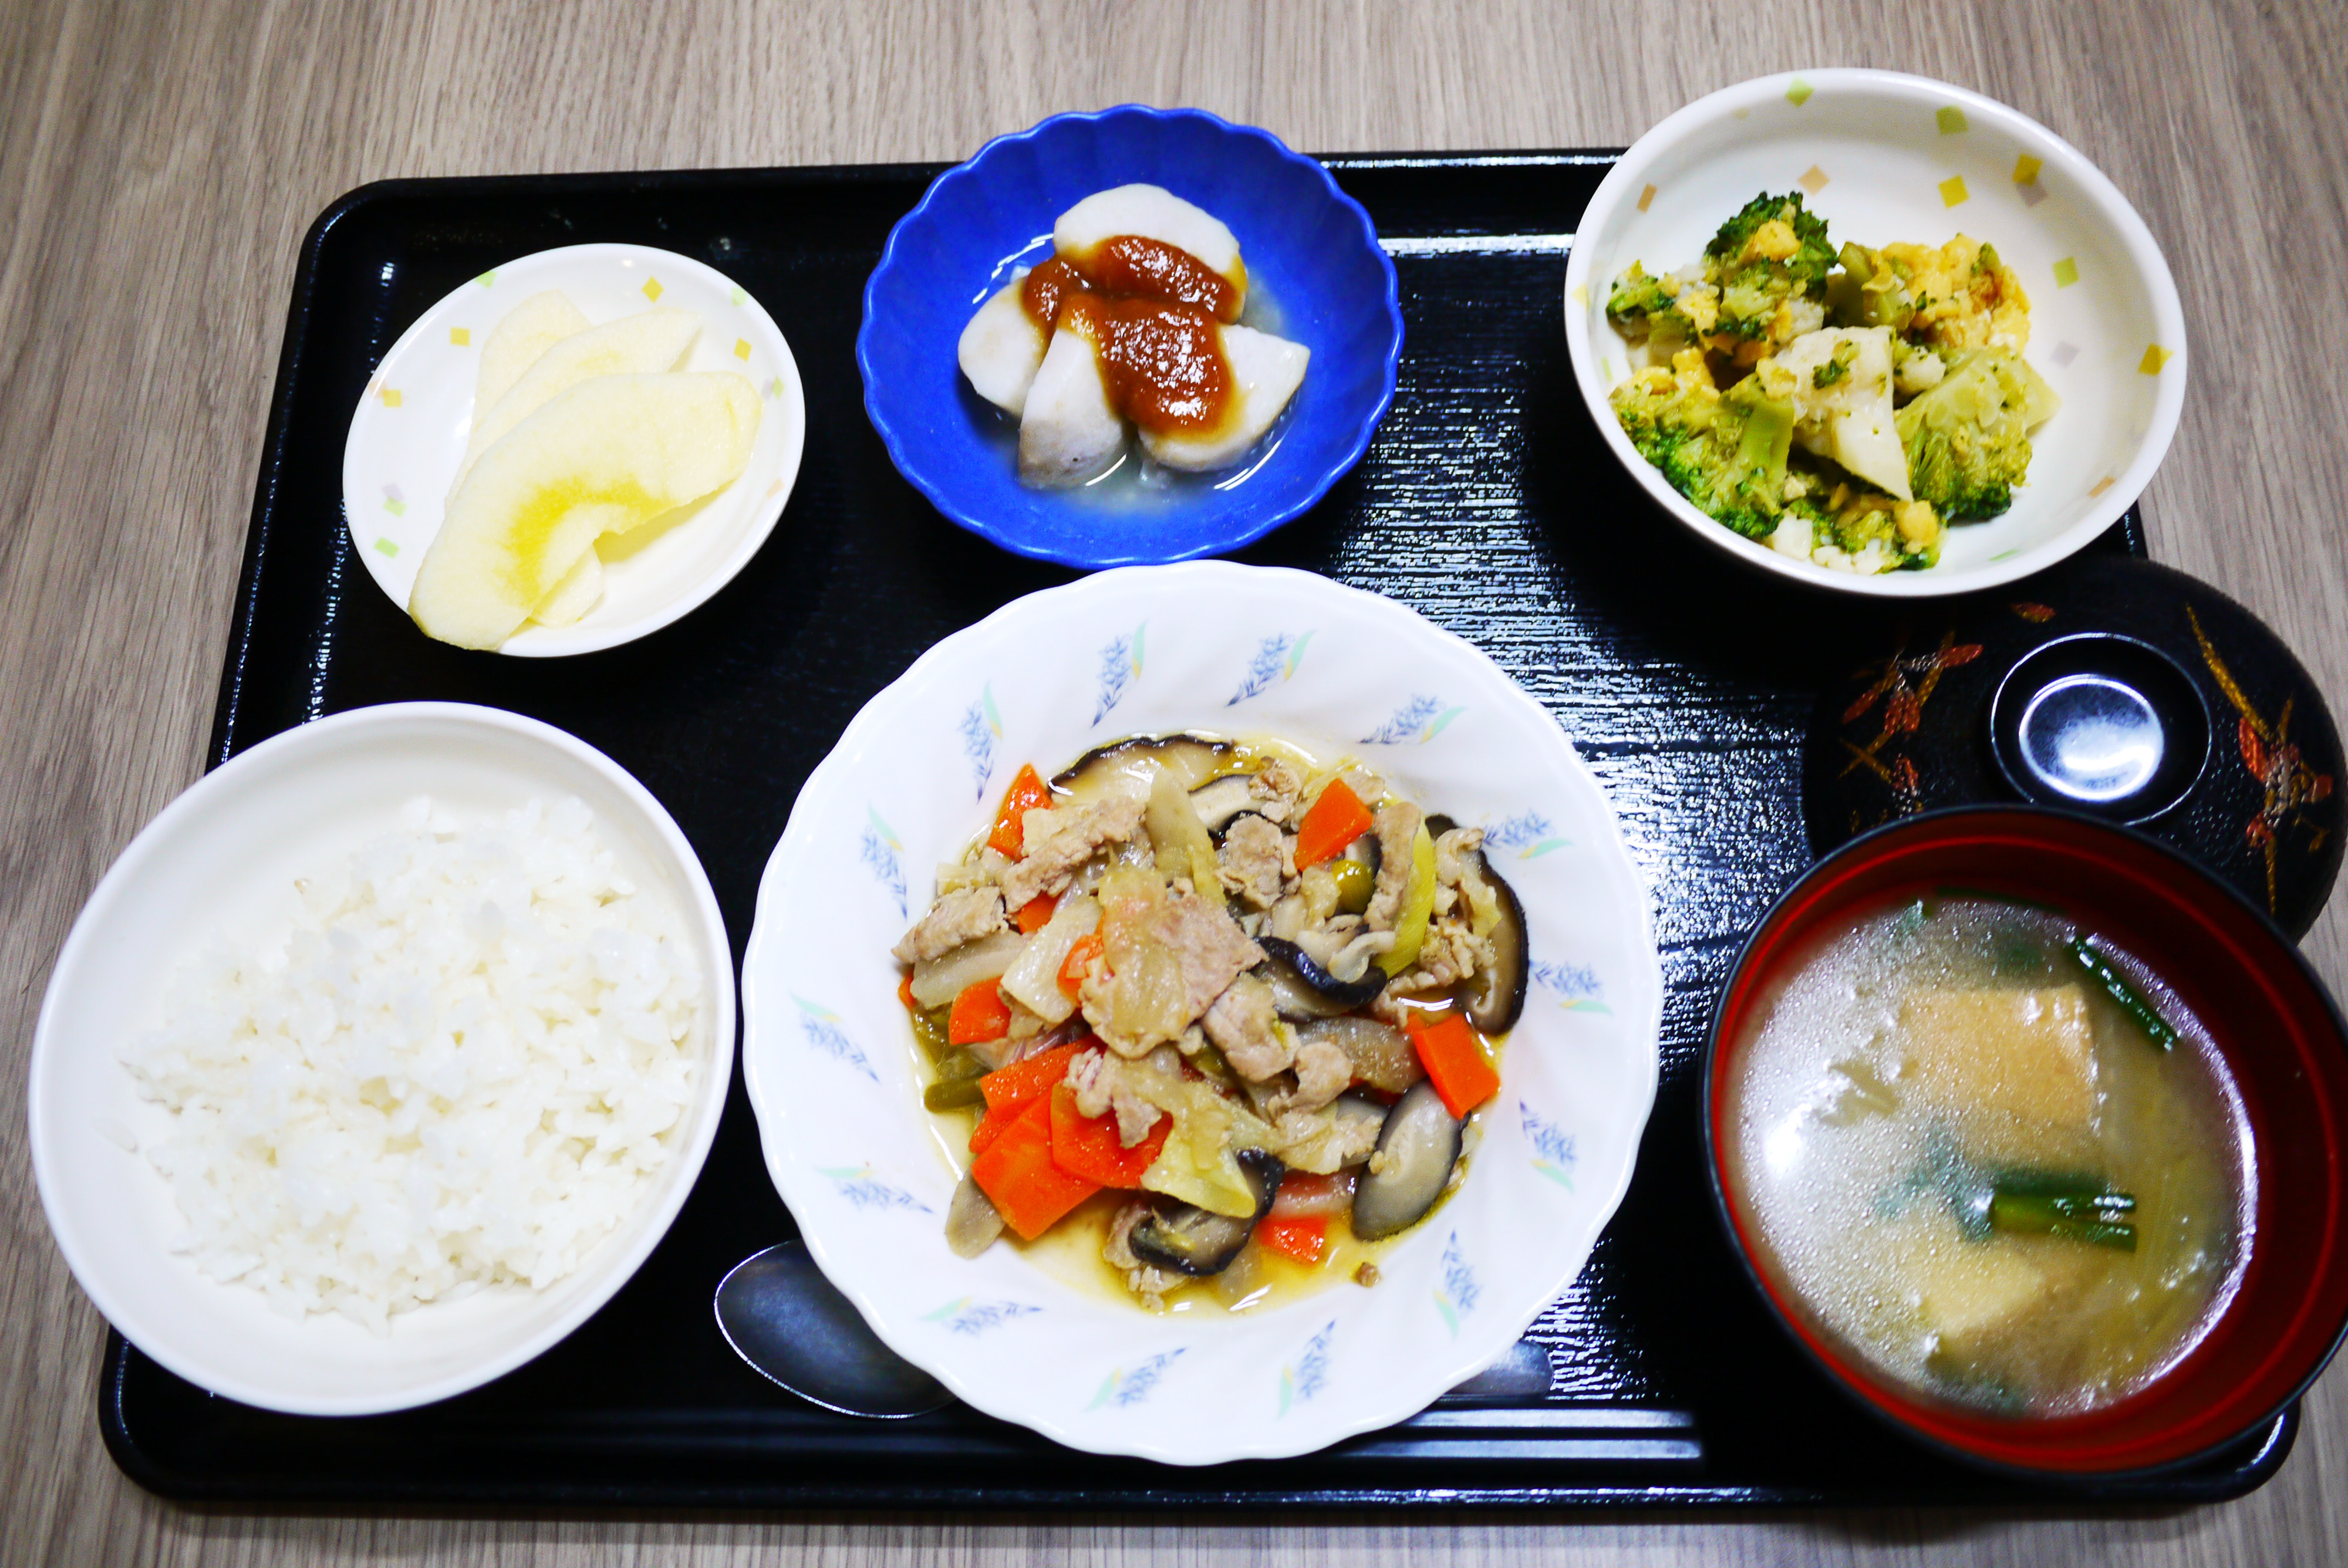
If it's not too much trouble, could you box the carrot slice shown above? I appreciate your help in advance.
[1047,1082,1170,1188]
[898,974,919,1013]
[1409,1012,1500,1117]
[986,763,1054,859]
[967,1097,1021,1155]
[1257,1214,1329,1266]
[1058,932,1105,998]
[948,979,1012,1046]
[1014,892,1059,934]
[1295,778,1374,868]
[970,1096,1101,1239]
[978,1040,1083,1114]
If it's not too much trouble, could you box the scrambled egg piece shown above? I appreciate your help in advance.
[1881,236,2031,354]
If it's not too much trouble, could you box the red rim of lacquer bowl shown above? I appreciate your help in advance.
[1703,804,2348,1478]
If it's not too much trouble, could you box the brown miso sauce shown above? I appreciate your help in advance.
[1063,295,1233,433]
[1018,256,1087,334]
[1079,235,1241,322]
[1016,236,1240,438]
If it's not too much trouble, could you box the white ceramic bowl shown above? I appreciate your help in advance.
[29,704,736,1414]
[1564,70,2188,597]
[741,563,1663,1464]
[342,243,807,654]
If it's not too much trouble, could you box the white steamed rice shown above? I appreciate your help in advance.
[119,795,701,1332]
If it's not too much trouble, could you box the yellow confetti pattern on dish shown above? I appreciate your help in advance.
[380,387,402,408]
[383,496,407,516]
[475,271,497,288]
[374,536,400,557]
[1937,106,1969,134]
[642,278,664,302]
[2089,476,2116,498]
[1570,284,1588,307]
[767,377,784,398]
[450,327,471,346]
[766,478,785,498]
[730,286,748,307]
[1939,175,1969,208]
[733,338,752,361]
[2014,153,2044,184]
[2140,344,2172,375]
[1637,184,1657,212]
[2052,257,2079,288]
[1786,79,1814,107]
[1798,165,1829,194]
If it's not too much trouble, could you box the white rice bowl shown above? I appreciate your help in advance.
[31,704,734,1415]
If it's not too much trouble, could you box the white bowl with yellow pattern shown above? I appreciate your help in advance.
[1564,69,2187,597]
[739,562,1664,1464]
[341,244,807,655]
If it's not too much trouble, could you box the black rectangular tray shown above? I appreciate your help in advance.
[99,151,2290,1510]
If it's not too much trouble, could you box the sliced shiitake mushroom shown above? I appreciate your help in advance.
[1259,937,1385,1016]
[1463,857,1529,1035]
[1426,816,1530,1036]
[1350,1082,1463,1241]
[944,1172,1006,1258]
[1125,1148,1286,1276]
[1053,734,1234,797]
[1188,775,1260,835]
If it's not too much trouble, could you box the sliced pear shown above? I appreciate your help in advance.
[1138,324,1308,472]
[1777,326,1911,500]
[411,372,759,650]
[958,270,1048,415]
[457,307,701,479]
[1018,327,1127,487]
[1054,184,1246,312]
[475,290,592,410]
[530,548,605,627]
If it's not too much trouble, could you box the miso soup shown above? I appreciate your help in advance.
[1724,894,2251,1416]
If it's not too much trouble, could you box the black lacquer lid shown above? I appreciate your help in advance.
[1804,555,2343,937]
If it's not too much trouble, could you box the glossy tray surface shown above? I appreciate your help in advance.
[101,153,2288,1509]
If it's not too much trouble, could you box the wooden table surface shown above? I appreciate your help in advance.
[6,0,2345,1561]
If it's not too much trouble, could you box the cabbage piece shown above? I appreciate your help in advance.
[997,893,1100,1023]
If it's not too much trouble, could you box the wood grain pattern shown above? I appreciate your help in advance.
[2,1,2342,1562]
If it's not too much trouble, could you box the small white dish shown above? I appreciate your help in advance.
[1564,70,2188,597]
[740,562,1664,1464]
[342,244,807,655]
[29,703,736,1414]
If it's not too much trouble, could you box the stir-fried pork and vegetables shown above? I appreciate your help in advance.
[892,735,1530,1309]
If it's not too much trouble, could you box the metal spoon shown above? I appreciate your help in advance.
[713,1239,952,1418]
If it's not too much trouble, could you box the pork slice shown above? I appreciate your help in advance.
[1288,1036,1352,1114]
[1149,890,1267,1024]
[1217,812,1290,910]
[1204,974,1292,1080]
[1068,1045,1171,1148]
[1000,793,1145,909]
[1268,1102,1383,1174]
[1363,801,1425,931]
[891,886,1008,965]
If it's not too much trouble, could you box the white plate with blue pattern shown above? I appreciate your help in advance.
[739,562,1662,1463]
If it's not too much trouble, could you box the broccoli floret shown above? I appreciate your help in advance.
[1701,192,1837,344]
[1782,472,1944,570]
[1895,349,2056,518]
[1605,261,1698,354]
[1607,261,1676,330]
[1610,356,1793,539]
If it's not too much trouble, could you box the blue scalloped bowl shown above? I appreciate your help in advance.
[859,106,1402,569]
